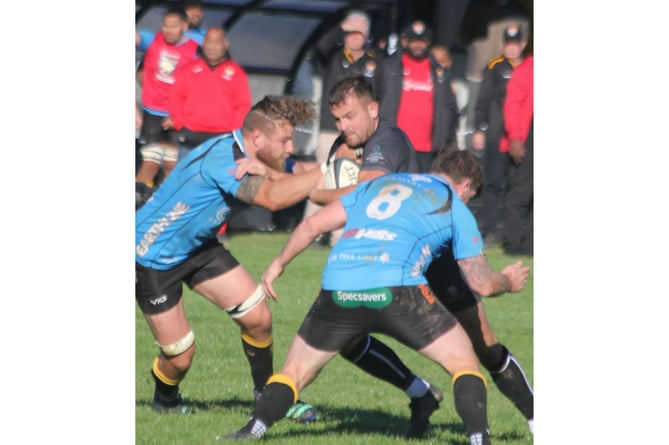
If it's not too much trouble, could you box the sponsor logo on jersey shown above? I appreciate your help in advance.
[401,77,434,93]
[410,244,433,277]
[333,288,392,309]
[342,227,397,241]
[136,202,190,257]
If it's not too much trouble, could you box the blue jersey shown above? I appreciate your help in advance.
[135,130,246,270]
[322,173,484,290]
[185,26,207,46]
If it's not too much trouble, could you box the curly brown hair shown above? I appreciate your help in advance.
[242,95,317,135]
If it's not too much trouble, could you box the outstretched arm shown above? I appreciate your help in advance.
[262,200,347,301]
[457,256,530,297]
[235,164,324,212]
[308,168,385,205]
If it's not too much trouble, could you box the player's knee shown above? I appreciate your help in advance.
[156,330,195,372]
[225,285,267,320]
[478,343,508,372]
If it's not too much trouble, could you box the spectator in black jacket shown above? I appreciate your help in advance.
[311,10,383,166]
[471,25,527,247]
[304,10,384,245]
[379,21,459,172]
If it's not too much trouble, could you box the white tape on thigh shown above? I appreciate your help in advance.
[225,285,266,319]
[157,330,195,357]
[140,142,166,163]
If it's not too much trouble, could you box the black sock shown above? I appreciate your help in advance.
[240,378,297,438]
[488,345,534,420]
[453,372,490,444]
[341,335,415,390]
[242,334,273,394]
[152,368,180,405]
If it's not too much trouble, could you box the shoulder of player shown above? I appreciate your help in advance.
[368,121,413,149]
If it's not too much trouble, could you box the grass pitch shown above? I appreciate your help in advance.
[135,230,534,444]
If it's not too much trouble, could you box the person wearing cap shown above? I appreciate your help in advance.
[459,0,530,151]
[379,20,459,173]
[499,53,533,256]
[471,24,527,248]
[306,10,384,246]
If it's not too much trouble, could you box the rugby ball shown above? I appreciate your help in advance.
[324,157,360,189]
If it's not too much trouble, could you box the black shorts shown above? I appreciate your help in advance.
[135,241,239,315]
[139,111,181,147]
[425,254,481,313]
[180,128,227,149]
[297,285,458,352]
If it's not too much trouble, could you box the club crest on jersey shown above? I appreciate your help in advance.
[436,67,446,83]
[222,66,236,81]
[157,51,180,83]
[367,145,384,163]
[364,60,377,78]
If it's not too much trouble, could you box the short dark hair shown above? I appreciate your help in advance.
[165,6,188,22]
[431,149,484,197]
[328,75,374,109]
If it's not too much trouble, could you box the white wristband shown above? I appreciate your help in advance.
[320,162,328,174]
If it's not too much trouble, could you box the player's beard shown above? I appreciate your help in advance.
[406,47,429,60]
[256,151,285,173]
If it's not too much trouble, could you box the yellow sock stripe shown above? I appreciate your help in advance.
[452,370,488,389]
[152,356,179,386]
[241,333,273,348]
[267,373,298,405]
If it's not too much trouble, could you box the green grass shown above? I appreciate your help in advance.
[136,231,533,445]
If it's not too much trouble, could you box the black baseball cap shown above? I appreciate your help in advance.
[403,21,433,41]
[503,26,523,43]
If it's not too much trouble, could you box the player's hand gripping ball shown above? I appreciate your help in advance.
[323,157,360,189]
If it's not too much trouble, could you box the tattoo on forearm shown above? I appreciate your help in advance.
[459,256,491,291]
[237,175,265,204]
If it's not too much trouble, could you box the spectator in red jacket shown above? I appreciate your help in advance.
[135,6,199,209]
[500,54,533,255]
[167,27,252,161]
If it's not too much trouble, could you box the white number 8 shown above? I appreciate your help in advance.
[366,184,413,220]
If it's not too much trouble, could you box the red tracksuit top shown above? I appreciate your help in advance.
[169,57,251,132]
[499,55,533,153]
[141,33,199,114]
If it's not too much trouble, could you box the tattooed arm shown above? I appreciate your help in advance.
[457,256,530,297]
[235,165,324,212]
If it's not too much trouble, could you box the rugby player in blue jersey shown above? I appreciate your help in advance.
[226,150,530,444]
[136,95,325,418]
[312,75,534,438]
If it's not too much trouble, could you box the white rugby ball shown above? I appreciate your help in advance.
[324,157,360,189]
